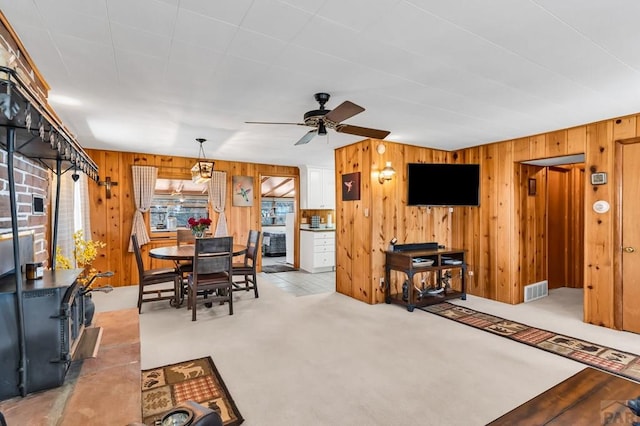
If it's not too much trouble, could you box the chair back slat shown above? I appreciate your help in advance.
[244,230,261,266]
[177,229,196,247]
[131,234,144,279]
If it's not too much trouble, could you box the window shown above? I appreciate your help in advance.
[150,179,209,233]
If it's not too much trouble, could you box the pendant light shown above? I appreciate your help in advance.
[190,138,215,184]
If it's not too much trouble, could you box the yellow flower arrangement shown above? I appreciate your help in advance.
[56,230,106,285]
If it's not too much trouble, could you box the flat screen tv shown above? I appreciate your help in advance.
[407,163,480,206]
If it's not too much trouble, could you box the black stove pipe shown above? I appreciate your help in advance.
[6,127,28,396]
[51,158,62,270]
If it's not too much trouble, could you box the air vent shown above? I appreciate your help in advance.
[524,280,548,303]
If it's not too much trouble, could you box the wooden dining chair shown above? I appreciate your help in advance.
[187,236,234,321]
[131,234,181,313]
[176,229,196,247]
[232,230,261,298]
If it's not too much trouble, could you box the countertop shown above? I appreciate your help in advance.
[300,225,335,232]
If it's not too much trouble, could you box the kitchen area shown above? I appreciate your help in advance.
[298,166,336,274]
[262,167,336,273]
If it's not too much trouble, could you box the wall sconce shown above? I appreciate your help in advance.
[378,161,396,184]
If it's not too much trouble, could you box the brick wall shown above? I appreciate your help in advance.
[0,148,50,265]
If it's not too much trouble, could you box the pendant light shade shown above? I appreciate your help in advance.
[191,138,215,184]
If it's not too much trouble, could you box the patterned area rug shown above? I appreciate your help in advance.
[141,356,244,425]
[421,302,640,383]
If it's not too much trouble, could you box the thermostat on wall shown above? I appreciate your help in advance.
[591,172,607,185]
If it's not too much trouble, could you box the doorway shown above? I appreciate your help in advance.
[546,164,585,289]
[260,175,297,271]
[520,154,585,300]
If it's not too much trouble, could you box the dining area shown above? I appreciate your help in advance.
[132,230,261,321]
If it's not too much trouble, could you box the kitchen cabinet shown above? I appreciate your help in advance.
[300,230,335,273]
[300,166,335,209]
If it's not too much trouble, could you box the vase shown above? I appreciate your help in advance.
[193,230,205,238]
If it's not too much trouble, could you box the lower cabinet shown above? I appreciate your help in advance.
[300,230,335,273]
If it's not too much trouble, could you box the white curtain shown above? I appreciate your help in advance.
[208,171,228,236]
[129,166,157,251]
[78,173,92,238]
[51,172,93,268]
[51,172,75,267]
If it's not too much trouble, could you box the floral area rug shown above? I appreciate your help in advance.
[141,356,244,425]
[421,302,640,383]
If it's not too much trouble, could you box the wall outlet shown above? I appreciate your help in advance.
[379,277,385,287]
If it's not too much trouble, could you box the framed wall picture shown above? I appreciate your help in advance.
[528,178,536,196]
[342,172,361,201]
[232,176,254,206]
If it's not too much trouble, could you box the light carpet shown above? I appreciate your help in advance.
[94,282,640,426]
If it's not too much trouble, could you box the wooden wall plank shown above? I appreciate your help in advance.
[567,126,587,154]
[613,115,637,141]
[584,121,615,327]
[529,134,546,159]
[496,142,513,302]
[546,130,568,158]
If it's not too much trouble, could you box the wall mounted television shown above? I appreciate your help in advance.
[407,163,480,206]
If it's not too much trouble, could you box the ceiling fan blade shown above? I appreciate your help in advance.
[295,129,318,145]
[335,124,390,139]
[245,121,307,126]
[324,101,365,124]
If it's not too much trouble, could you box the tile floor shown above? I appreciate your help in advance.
[261,255,335,296]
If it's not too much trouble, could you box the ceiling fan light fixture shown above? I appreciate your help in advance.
[191,138,215,184]
[318,121,327,135]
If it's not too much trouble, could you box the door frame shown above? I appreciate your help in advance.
[613,136,640,329]
[258,173,300,269]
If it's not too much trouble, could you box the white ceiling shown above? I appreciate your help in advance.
[3,1,640,169]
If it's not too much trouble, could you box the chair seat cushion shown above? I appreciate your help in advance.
[144,267,178,278]
[232,265,253,274]
[188,272,230,287]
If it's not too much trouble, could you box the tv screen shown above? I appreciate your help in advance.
[407,163,480,206]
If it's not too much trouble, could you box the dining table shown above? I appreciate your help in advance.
[149,243,247,306]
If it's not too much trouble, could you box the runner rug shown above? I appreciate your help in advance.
[141,356,244,425]
[421,302,640,383]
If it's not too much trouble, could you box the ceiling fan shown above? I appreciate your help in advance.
[246,92,390,145]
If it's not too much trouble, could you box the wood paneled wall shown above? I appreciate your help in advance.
[85,149,298,287]
[335,113,640,330]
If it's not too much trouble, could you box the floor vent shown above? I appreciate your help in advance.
[524,280,548,303]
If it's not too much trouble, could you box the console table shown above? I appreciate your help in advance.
[385,248,466,312]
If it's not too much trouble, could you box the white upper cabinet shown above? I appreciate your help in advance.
[300,166,335,209]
